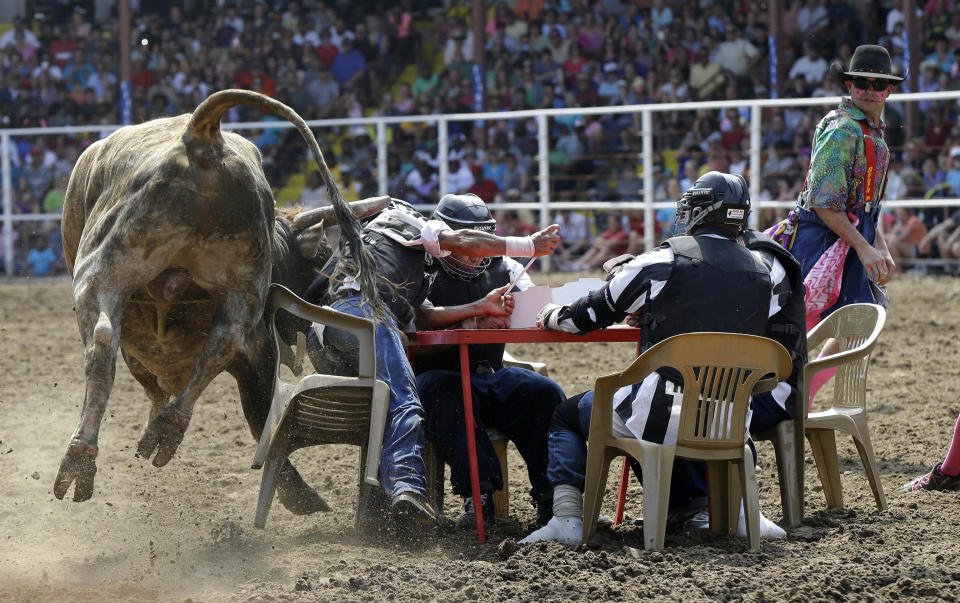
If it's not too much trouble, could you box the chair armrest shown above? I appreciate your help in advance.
[805,318,834,351]
[753,375,780,395]
[803,332,877,378]
[269,284,373,334]
[587,374,620,442]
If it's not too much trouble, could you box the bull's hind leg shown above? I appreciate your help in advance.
[230,326,330,515]
[54,286,125,502]
[137,290,259,467]
[121,349,171,425]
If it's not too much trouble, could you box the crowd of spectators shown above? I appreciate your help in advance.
[2,0,960,276]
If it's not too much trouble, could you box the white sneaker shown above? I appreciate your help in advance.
[737,505,786,540]
[519,515,583,545]
[684,509,710,530]
[685,505,786,540]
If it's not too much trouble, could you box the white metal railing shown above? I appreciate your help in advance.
[4,90,960,276]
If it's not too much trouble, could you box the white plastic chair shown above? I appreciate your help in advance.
[804,303,887,511]
[252,284,389,529]
[502,349,549,376]
[581,333,792,551]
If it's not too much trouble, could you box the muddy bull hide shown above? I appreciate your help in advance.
[55,89,387,514]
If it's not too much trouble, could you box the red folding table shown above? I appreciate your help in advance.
[408,326,643,541]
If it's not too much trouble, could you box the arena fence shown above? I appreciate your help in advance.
[3,90,960,277]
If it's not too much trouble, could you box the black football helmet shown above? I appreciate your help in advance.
[675,171,750,234]
[432,193,496,280]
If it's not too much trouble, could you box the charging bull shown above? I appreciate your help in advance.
[55,89,386,514]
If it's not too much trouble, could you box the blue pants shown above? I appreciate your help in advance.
[306,294,426,499]
[546,390,791,513]
[545,391,708,512]
[791,205,880,317]
[417,367,565,502]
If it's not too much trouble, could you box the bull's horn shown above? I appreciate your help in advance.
[292,196,390,231]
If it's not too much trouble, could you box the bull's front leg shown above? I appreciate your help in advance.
[54,287,124,502]
[137,291,257,466]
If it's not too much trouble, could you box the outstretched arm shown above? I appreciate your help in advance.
[439,224,562,258]
[538,246,674,333]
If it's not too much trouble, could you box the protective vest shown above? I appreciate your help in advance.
[638,233,771,351]
[360,231,437,327]
[412,257,512,374]
[740,230,808,418]
[340,199,438,327]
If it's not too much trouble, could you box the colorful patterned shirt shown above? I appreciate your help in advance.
[798,98,889,212]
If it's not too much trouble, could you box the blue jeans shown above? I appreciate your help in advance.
[546,391,709,513]
[417,367,565,502]
[306,294,426,499]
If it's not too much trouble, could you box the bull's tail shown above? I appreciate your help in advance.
[182,89,387,323]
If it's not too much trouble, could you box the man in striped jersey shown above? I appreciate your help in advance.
[521,172,806,545]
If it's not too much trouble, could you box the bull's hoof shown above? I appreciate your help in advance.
[136,408,188,467]
[53,440,98,502]
[276,465,331,515]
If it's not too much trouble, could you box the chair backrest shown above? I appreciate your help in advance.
[805,303,885,411]
[595,333,792,452]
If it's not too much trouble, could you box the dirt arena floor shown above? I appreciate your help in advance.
[2,274,959,602]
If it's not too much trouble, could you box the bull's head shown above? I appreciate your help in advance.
[282,195,390,266]
[271,195,390,351]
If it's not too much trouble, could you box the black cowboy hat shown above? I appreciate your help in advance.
[842,44,905,83]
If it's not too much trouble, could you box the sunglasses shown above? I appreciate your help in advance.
[851,78,892,91]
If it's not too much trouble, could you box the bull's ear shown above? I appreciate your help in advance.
[297,220,328,258]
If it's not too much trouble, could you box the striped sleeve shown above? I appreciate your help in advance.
[749,249,795,418]
[750,248,791,318]
[553,246,675,333]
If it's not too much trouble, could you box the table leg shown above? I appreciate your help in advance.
[614,457,629,525]
[460,342,486,542]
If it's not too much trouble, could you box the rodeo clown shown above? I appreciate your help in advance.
[521,172,807,545]
[413,195,567,530]
[307,194,560,536]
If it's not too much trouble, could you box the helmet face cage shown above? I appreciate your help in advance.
[433,194,497,280]
[439,254,492,281]
[675,173,750,235]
